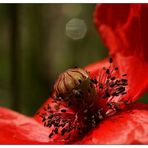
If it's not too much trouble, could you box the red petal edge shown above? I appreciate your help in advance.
[77,103,148,144]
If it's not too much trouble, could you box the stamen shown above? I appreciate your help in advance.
[61,109,67,112]
[54,128,58,134]
[115,67,118,70]
[111,77,116,80]
[90,79,98,84]
[38,57,128,141]
[106,69,110,74]
[122,74,127,77]
[49,133,53,138]
[61,128,67,136]
[48,114,54,119]
[42,117,46,122]
[109,57,113,63]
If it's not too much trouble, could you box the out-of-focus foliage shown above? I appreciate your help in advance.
[0,4,147,116]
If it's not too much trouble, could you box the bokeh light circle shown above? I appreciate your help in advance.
[66,18,87,40]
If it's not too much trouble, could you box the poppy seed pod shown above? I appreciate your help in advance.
[51,67,102,138]
[53,67,99,117]
[53,68,89,97]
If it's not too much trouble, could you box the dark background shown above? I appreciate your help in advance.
[0,4,147,116]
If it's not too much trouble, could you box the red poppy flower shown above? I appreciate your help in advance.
[0,4,148,144]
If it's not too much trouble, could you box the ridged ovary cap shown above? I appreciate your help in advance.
[54,68,89,96]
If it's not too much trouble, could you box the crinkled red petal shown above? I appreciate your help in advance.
[0,107,60,144]
[92,4,148,102]
[1,103,148,144]
[78,103,148,144]
[94,4,148,60]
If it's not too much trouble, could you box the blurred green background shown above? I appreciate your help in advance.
[0,4,147,116]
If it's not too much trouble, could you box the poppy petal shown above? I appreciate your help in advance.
[0,107,57,144]
[94,4,148,60]
[78,103,148,144]
[90,4,148,103]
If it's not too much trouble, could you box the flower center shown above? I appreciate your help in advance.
[36,58,128,142]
